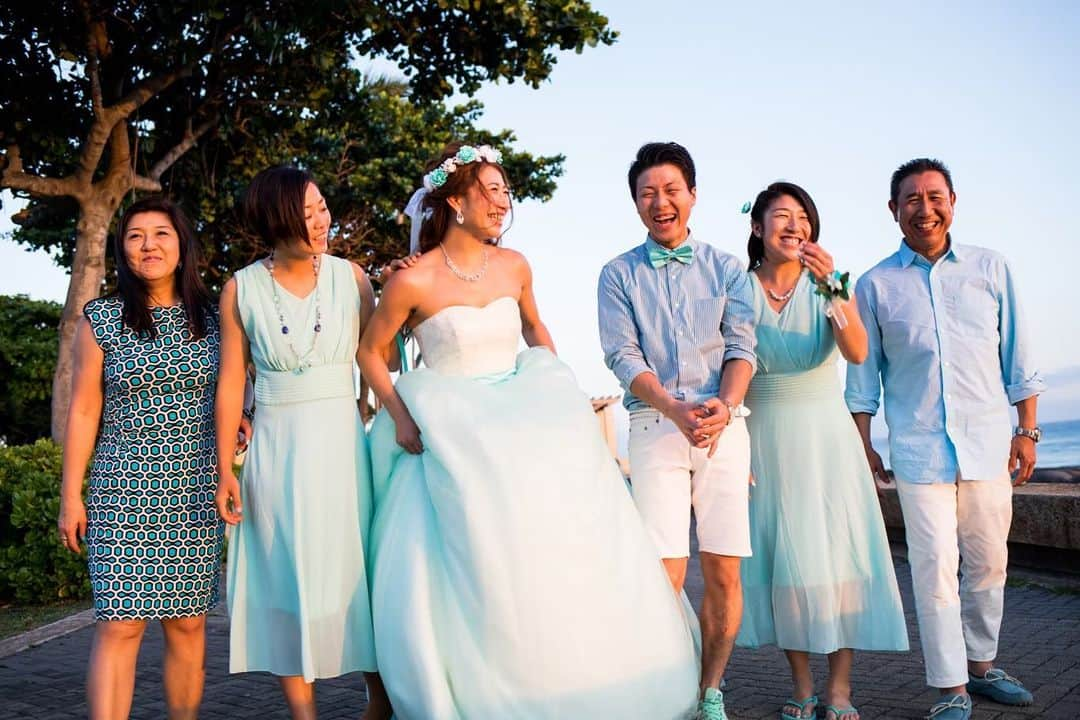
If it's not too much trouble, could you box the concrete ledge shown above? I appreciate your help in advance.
[0,607,96,659]
[879,481,1080,552]
[879,476,1080,574]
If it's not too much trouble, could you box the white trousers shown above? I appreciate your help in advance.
[895,473,1013,688]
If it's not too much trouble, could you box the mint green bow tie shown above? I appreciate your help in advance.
[648,244,694,268]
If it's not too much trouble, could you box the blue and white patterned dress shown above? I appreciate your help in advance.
[83,296,223,620]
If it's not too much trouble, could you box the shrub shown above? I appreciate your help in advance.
[0,440,91,604]
[0,295,61,445]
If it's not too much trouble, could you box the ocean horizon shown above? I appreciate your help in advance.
[874,417,1080,470]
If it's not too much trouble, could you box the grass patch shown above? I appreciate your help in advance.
[1006,577,1080,596]
[0,600,92,640]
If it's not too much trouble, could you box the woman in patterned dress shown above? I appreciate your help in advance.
[58,197,246,720]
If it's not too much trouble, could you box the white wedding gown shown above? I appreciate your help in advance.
[367,296,699,719]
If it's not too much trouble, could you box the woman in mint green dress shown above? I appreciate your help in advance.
[737,182,908,720]
[215,167,391,719]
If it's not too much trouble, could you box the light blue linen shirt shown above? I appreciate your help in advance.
[598,234,757,412]
[845,239,1046,484]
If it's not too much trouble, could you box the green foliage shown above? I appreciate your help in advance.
[0,440,90,604]
[165,77,567,290]
[0,295,61,445]
[1,1,613,286]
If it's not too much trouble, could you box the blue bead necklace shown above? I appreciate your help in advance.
[267,251,323,370]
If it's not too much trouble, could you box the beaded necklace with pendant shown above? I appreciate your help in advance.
[267,251,322,372]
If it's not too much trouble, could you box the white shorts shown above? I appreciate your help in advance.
[627,409,752,559]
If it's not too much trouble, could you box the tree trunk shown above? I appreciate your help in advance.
[50,199,116,441]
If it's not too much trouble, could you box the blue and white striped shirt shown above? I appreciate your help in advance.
[845,240,1046,484]
[598,234,757,412]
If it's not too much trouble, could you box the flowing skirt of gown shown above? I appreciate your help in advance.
[369,348,699,720]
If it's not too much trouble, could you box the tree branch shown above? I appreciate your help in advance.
[108,65,194,124]
[107,20,241,125]
[1,145,79,198]
[132,175,163,192]
[79,0,107,118]
[107,121,132,178]
[74,21,239,185]
[148,112,220,180]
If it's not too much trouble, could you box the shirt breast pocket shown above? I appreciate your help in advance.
[943,276,998,337]
[693,296,727,349]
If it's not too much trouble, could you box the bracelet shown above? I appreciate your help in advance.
[242,407,255,421]
[722,401,736,426]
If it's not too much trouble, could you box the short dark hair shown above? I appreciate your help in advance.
[243,166,314,249]
[890,158,954,205]
[627,142,696,199]
[111,196,213,339]
[746,181,820,270]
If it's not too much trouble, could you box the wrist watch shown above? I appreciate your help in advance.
[722,400,752,425]
[1014,426,1041,443]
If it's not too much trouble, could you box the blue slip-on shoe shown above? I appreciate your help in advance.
[966,668,1034,706]
[926,694,971,720]
[697,687,728,720]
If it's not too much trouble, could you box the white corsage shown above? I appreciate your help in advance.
[814,270,852,329]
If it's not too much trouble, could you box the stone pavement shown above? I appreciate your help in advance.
[1,551,1078,719]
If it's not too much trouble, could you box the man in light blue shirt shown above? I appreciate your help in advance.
[598,142,755,720]
[846,158,1045,720]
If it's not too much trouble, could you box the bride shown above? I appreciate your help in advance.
[355,143,699,720]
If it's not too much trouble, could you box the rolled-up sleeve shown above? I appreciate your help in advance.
[598,264,652,390]
[845,276,883,415]
[996,257,1047,404]
[720,264,757,372]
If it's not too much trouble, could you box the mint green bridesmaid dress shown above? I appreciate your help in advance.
[737,270,908,654]
[227,254,377,681]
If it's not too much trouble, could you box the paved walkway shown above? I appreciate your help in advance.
[2,552,1078,719]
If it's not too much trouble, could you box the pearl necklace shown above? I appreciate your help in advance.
[440,243,488,282]
[766,284,798,302]
[267,251,322,371]
[763,269,802,303]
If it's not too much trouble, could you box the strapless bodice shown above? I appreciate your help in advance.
[412,296,521,376]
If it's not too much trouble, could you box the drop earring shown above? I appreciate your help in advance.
[456,210,464,224]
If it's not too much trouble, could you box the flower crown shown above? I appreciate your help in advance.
[422,144,503,191]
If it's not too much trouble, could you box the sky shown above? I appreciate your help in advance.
[3,0,1079,433]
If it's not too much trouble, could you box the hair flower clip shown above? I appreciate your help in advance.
[456,146,478,163]
[423,143,503,191]
[740,201,752,214]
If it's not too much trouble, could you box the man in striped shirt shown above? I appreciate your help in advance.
[598,142,756,720]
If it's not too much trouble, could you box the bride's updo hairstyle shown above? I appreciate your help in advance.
[417,142,512,254]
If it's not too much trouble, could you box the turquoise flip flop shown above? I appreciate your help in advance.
[780,695,818,719]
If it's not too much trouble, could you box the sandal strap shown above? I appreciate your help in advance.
[781,695,818,719]
[824,706,859,720]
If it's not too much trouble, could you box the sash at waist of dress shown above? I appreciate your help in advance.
[255,362,355,405]
[745,362,841,403]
